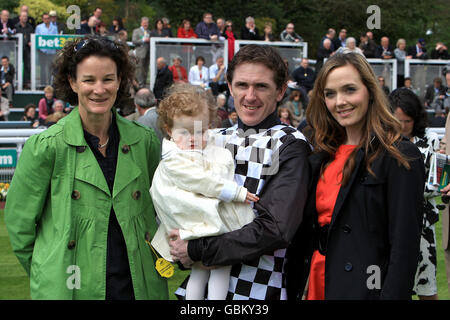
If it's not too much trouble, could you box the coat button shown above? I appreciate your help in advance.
[122,144,130,153]
[76,146,86,153]
[71,190,81,200]
[67,240,76,250]
[344,262,353,272]
[145,232,151,242]
[360,176,367,183]
[342,224,351,234]
[132,190,141,200]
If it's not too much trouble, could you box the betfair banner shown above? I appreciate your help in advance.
[36,34,83,50]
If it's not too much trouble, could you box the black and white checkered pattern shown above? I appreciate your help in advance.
[175,124,307,300]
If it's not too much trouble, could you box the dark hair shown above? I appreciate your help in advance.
[155,18,163,29]
[24,103,36,114]
[1,56,9,61]
[52,36,135,107]
[388,87,428,137]
[195,56,205,64]
[226,44,288,90]
[113,17,124,29]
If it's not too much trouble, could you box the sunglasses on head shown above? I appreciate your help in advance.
[74,37,118,53]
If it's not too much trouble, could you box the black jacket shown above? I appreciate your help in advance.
[292,66,316,92]
[287,138,424,300]
[240,26,260,40]
[153,65,173,100]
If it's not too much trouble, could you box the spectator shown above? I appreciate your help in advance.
[109,17,125,34]
[376,36,394,59]
[215,93,228,125]
[0,86,10,120]
[0,56,14,104]
[321,28,336,51]
[188,56,209,88]
[177,19,197,38]
[378,76,390,96]
[35,13,57,88]
[292,58,316,93]
[169,56,188,83]
[209,56,227,96]
[225,21,236,60]
[153,57,173,101]
[77,15,98,35]
[45,99,66,127]
[22,104,39,127]
[336,37,363,55]
[240,16,259,40]
[49,10,65,34]
[280,23,303,42]
[278,106,295,126]
[281,91,303,127]
[332,28,347,50]
[135,87,163,143]
[315,38,333,73]
[151,19,171,38]
[195,12,220,40]
[407,38,428,59]
[92,7,102,32]
[390,88,440,300]
[429,110,447,127]
[162,17,173,37]
[10,5,36,29]
[359,33,377,58]
[117,30,128,43]
[424,77,447,111]
[14,12,33,89]
[262,22,275,42]
[97,22,109,37]
[38,85,56,121]
[366,30,374,41]
[431,42,450,59]
[216,17,226,40]
[132,17,151,87]
[394,38,412,88]
[1,10,15,38]
[404,77,414,90]
[221,108,237,128]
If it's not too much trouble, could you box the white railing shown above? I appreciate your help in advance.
[0,129,45,157]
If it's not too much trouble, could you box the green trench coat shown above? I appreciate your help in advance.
[4,108,169,299]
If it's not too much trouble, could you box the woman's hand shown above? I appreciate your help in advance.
[168,229,194,268]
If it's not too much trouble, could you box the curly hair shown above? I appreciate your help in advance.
[52,36,135,107]
[388,87,428,138]
[157,83,217,135]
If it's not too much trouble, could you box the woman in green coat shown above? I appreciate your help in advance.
[4,36,168,300]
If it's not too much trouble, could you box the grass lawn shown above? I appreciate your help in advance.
[1,208,449,300]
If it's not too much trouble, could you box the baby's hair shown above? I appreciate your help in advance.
[158,83,217,135]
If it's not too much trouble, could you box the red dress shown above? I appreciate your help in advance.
[306,144,356,300]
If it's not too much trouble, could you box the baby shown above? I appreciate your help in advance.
[150,84,257,300]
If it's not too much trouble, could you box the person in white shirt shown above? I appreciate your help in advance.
[209,56,227,96]
[150,83,258,300]
[35,13,58,88]
[188,56,209,89]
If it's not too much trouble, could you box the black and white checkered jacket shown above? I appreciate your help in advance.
[176,114,311,300]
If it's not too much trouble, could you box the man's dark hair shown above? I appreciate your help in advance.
[226,44,288,89]
[1,56,8,61]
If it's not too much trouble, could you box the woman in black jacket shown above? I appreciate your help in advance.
[287,52,425,300]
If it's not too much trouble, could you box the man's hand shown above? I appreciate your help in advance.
[168,229,194,267]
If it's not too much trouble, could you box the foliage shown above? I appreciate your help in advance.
[2,0,20,13]
[15,0,68,21]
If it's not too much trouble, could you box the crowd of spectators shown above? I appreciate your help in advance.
[1,6,449,128]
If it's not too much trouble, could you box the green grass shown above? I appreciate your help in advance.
[1,207,449,300]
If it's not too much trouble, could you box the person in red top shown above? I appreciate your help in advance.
[168,56,188,83]
[287,52,425,300]
[224,21,235,60]
[177,19,197,38]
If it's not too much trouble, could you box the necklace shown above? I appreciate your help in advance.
[98,137,109,149]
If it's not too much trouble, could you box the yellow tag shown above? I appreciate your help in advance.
[155,258,174,278]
